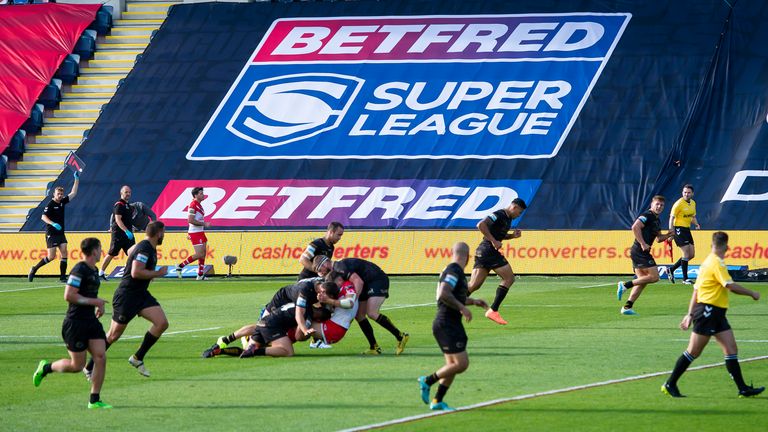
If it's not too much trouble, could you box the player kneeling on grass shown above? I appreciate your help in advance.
[418,242,489,411]
[307,279,359,348]
[661,231,764,399]
[33,237,112,409]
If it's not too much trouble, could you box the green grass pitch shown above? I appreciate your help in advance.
[1,275,766,431]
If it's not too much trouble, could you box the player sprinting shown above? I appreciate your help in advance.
[467,198,527,325]
[667,184,700,284]
[418,242,489,411]
[298,222,344,280]
[176,187,211,280]
[33,237,112,409]
[661,231,763,398]
[29,171,80,283]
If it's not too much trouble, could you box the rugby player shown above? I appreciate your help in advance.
[667,184,700,284]
[418,242,488,411]
[298,222,344,280]
[316,256,409,355]
[617,196,675,315]
[29,171,79,283]
[33,238,112,409]
[661,232,764,398]
[467,198,527,325]
[99,185,135,280]
[175,187,211,280]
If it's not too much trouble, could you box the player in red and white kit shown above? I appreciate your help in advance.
[176,187,210,280]
[310,280,359,347]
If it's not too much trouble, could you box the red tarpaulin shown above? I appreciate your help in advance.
[0,3,101,154]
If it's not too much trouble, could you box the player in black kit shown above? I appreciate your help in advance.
[99,185,135,280]
[317,256,409,355]
[418,242,488,411]
[32,237,112,409]
[85,221,168,378]
[467,198,527,325]
[298,222,344,280]
[616,196,674,315]
[28,172,80,282]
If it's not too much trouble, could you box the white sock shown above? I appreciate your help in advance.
[99,270,105,276]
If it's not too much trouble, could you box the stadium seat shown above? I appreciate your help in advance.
[73,30,97,60]
[11,0,29,4]
[54,53,80,84]
[0,155,8,183]
[21,103,44,134]
[37,79,62,109]
[3,129,26,161]
[81,128,90,144]
[88,6,113,36]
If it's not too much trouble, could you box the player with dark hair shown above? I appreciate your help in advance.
[617,195,675,315]
[298,222,344,280]
[661,231,763,398]
[33,237,112,409]
[28,171,80,282]
[108,201,157,232]
[317,256,408,355]
[85,221,168,378]
[667,184,700,284]
[418,242,488,411]
[176,187,211,280]
[99,185,135,280]
[467,198,527,325]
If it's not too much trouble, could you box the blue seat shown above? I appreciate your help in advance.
[89,6,113,36]
[3,129,26,161]
[54,53,80,84]
[73,30,97,60]
[11,0,30,5]
[37,79,62,109]
[0,155,8,183]
[21,103,44,134]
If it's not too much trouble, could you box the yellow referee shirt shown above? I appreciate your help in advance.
[694,252,733,308]
[670,198,696,228]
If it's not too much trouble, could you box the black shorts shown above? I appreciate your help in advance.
[255,322,291,344]
[112,288,160,324]
[360,276,389,301]
[108,233,135,256]
[473,242,509,270]
[61,318,106,352]
[432,319,468,354]
[630,245,656,269]
[692,303,731,336]
[673,227,694,247]
[46,233,67,249]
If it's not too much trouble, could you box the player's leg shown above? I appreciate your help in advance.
[621,267,659,314]
[679,244,695,282]
[29,243,57,282]
[58,243,69,282]
[366,289,408,352]
[130,305,168,372]
[430,352,468,410]
[662,332,709,397]
[484,264,515,324]
[467,267,490,294]
[712,329,763,396]
[86,338,110,407]
[355,299,380,354]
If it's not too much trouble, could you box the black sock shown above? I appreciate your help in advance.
[725,354,747,389]
[623,280,634,289]
[623,300,634,309]
[357,318,378,349]
[59,259,68,278]
[222,333,237,345]
[42,362,53,377]
[134,332,160,361]
[669,258,683,272]
[434,384,450,403]
[425,373,440,386]
[252,347,266,356]
[681,259,689,279]
[667,351,694,386]
[33,257,51,271]
[221,347,244,357]
[86,341,111,372]
[490,285,509,311]
[89,393,100,404]
[374,314,403,340]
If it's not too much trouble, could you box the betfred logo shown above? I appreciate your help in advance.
[153,179,541,228]
[188,14,631,160]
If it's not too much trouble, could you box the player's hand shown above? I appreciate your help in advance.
[679,314,692,330]
[73,171,80,180]
[511,229,522,239]
[460,305,472,322]
[94,298,107,318]
[124,230,134,241]
[303,327,315,336]
[752,291,760,301]
[472,298,489,309]
[317,291,330,304]
[157,267,168,277]
[51,222,62,231]
[491,239,502,250]
[641,242,650,252]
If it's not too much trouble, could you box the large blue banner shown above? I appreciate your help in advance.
[22,0,768,231]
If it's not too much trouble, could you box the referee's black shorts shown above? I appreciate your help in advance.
[46,233,67,248]
[692,303,731,336]
[108,232,135,256]
[674,227,695,247]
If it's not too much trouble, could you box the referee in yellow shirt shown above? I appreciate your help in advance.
[667,184,701,284]
[661,231,763,398]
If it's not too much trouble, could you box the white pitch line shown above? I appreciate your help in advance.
[673,339,768,343]
[576,282,617,289]
[339,355,768,432]
[381,303,433,311]
[0,285,63,293]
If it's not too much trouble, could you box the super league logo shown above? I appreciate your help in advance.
[226,73,364,147]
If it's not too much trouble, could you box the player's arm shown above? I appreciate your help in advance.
[294,295,313,336]
[656,231,675,242]
[631,219,649,250]
[187,206,210,227]
[477,218,501,249]
[68,174,80,200]
[115,213,129,231]
[143,203,157,223]
[299,244,316,272]
[437,281,472,321]
[348,272,364,295]
[64,278,106,318]
[131,253,167,279]
[692,215,700,229]
[322,290,356,309]
[669,201,681,230]
[504,229,521,240]
[725,282,760,300]
[679,287,697,330]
